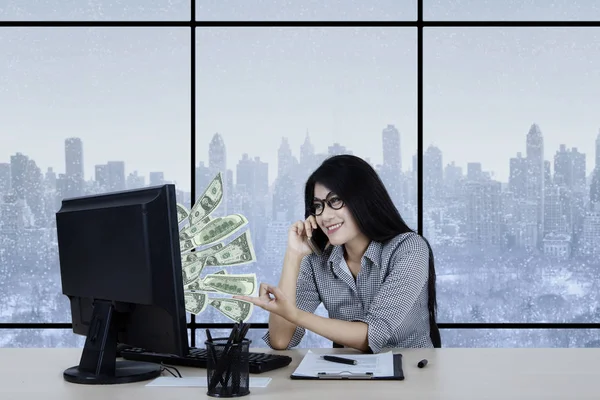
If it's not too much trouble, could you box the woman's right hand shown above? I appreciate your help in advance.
[287,216,318,257]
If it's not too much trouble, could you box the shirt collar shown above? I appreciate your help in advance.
[326,240,383,268]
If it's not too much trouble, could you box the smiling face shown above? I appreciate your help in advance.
[312,182,365,247]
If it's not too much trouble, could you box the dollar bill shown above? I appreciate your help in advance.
[209,298,253,323]
[179,216,212,241]
[202,230,256,268]
[189,173,223,225]
[184,278,216,292]
[183,268,228,291]
[184,291,208,315]
[203,273,256,296]
[176,203,190,224]
[182,258,207,286]
[181,243,224,267]
[180,214,248,252]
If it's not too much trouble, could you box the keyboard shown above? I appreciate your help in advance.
[118,345,293,374]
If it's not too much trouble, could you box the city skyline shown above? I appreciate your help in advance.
[196,27,600,183]
[0,27,191,191]
[424,27,600,182]
[2,124,599,197]
[3,123,599,193]
[2,121,600,349]
[4,0,600,351]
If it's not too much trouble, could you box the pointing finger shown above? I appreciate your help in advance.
[233,295,257,305]
[234,295,268,309]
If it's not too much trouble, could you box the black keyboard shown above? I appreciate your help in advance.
[118,346,293,374]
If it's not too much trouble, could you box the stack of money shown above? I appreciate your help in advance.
[175,172,256,323]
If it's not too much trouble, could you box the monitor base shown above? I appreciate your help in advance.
[63,300,161,385]
[63,360,161,385]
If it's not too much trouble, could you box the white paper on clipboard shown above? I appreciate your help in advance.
[291,350,394,378]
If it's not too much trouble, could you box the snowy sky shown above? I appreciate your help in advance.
[1,1,599,191]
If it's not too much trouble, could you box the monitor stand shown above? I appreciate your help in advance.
[63,300,161,385]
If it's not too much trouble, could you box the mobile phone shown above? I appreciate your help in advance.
[307,229,330,256]
[307,237,323,256]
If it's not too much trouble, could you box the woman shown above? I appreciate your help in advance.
[234,154,441,353]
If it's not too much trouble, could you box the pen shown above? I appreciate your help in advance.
[322,355,357,365]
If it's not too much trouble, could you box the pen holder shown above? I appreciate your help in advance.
[205,338,251,398]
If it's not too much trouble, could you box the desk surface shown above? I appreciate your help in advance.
[2,347,600,399]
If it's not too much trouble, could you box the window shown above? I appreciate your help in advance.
[0,27,190,345]
[0,330,85,348]
[443,329,600,347]
[424,0,600,21]
[2,0,600,350]
[196,0,416,21]
[0,0,189,20]
[195,27,417,347]
[425,26,600,346]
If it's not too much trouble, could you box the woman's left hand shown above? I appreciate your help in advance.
[234,283,298,323]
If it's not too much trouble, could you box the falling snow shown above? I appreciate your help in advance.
[1,0,600,349]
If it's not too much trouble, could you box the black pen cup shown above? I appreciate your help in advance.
[205,338,252,398]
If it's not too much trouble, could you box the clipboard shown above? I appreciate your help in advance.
[290,354,404,380]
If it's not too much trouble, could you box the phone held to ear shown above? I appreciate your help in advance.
[307,237,323,256]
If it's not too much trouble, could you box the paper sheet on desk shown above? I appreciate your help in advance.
[146,376,271,388]
[292,350,394,378]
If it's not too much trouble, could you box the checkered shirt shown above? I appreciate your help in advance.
[263,232,433,353]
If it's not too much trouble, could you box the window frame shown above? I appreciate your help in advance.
[1,0,599,348]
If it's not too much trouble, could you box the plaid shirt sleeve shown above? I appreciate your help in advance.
[262,254,322,349]
[356,233,430,353]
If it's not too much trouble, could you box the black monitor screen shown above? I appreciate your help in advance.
[55,184,188,385]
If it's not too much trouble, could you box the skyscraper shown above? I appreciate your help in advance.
[208,133,228,216]
[149,172,165,186]
[382,124,401,171]
[592,131,600,207]
[509,152,527,198]
[554,144,586,191]
[300,131,315,167]
[381,125,403,206]
[595,130,600,170]
[106,161,125,191]
[591,170,600,205]
[526,123,545,246]
[467,163,483,181]
[278,137,295,179]
[424,145,443,200]
[0,163,10,194]
[209,133,226,174]
[10,152,29,199]
[64,137,84,198]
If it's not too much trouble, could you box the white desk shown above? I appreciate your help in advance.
[2,347,600,399]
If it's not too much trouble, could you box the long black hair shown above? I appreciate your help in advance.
[304,154,441,348]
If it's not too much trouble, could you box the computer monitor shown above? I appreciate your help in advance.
[55,184,189,385]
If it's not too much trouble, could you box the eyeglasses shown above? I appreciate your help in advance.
[310,196,345,216]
